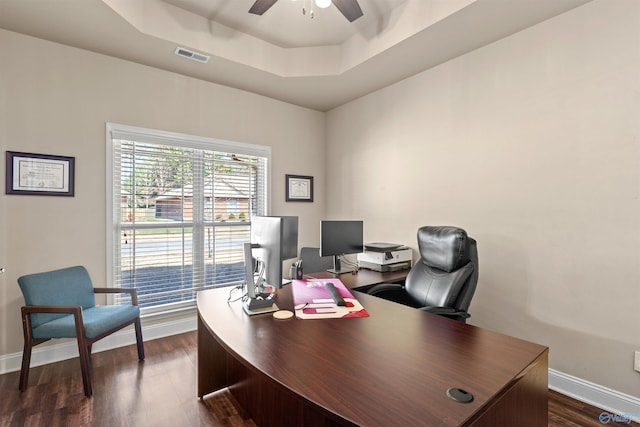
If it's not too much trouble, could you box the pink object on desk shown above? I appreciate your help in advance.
[291,278,369,319]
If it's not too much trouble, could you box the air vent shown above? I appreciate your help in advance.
[174,47,210,64]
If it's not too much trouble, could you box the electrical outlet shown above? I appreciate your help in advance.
[635,351,640,373]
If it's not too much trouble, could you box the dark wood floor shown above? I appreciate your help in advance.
[0,331,636,426]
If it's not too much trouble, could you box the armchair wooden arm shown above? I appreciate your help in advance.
[22,305,83,315]
[93,287,139,306]
[21,305,87,346]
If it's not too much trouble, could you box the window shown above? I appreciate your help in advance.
[107,124,270,314]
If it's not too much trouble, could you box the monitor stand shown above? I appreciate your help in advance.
[242,242,279,315]
[327,268,354,274]
[327,255,354,275]
[243,294,279,315]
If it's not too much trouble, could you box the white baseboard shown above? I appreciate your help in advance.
[549,369,640,423]
[0,315,196,376]
[2,323,638,423]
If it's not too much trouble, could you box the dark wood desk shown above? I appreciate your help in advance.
[305,268,409,291]
[197,286,548,426]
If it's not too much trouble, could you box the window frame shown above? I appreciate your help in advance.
[105,123,272,315]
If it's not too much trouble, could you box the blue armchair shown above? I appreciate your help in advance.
[17,266,144,397]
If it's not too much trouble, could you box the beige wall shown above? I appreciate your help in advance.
[326,0,640,397]
[0,29,325,359]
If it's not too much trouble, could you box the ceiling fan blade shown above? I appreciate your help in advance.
[332,0,363,22]
[249,0,278,15]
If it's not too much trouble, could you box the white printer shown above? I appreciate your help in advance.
[357,242,412,272]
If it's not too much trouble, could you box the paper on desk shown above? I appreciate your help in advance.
[291,279,369,319]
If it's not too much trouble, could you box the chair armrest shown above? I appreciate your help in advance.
[21,305,86,336]
[93,287,139,306]
[22,305,83,315]
[367,283,404,296]
[367,283,416,307]
[420,306,470,319]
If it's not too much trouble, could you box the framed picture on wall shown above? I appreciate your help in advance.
[286,174,313,202]
[5,151,75,196]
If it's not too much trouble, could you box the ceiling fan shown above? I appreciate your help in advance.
[249,0,364,22]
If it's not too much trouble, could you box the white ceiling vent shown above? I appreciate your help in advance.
[174,47,210,64]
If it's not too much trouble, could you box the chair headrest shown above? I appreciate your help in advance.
[417,226,471,272]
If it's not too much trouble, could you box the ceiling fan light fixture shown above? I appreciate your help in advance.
[315,0,331,8]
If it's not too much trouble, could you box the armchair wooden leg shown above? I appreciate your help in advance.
[18,310,42,392]
[76,336,93,397]
[134,318,145,360]
[19,340,32,392]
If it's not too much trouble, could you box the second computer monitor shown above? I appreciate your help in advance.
[319,220,364,274]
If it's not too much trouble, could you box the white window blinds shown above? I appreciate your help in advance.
[107,124,269,313]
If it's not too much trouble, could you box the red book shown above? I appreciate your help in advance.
[291,278,369,319]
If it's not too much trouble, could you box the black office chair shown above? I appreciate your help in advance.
[367,226,478,322]
[299,247,334,275]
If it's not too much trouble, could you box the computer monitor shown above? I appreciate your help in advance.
[319,220,364,274]
[250,216,298,290]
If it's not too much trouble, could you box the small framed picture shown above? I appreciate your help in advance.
[286,174,313,202]
[5,151,75,196]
